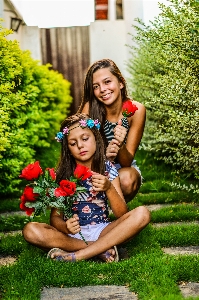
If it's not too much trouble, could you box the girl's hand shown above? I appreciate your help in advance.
[66,214,80,235]
[113,119,127,146]
[106,139,120,162]
[92,172,111,192]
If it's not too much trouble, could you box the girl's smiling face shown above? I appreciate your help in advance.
[67,124,96,167]
[92,68,124,106]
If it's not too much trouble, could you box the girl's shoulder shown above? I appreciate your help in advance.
[127,100,146,125]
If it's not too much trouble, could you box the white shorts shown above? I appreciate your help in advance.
[68,222,110,242]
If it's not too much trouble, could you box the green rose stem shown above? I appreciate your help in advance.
[79,232,88,245]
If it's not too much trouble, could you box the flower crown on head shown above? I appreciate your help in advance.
[55,118,101,142]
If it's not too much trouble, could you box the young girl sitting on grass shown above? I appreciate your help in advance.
[22,113,150,262]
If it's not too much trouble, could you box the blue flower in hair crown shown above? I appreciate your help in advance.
[55,118,101,142]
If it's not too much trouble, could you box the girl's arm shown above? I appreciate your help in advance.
[92,173,128,218]
[106,176,128,217]
[116,101,146,167]
[50,209,80,234]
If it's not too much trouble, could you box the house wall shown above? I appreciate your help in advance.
[89,20,127,75]
[3,0,24,40]
[20,26,42,62]
[0,0,3,18]
[90,0,143,77]
[2,0,42,62]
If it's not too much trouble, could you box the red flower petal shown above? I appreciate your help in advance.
[19,161,43,180]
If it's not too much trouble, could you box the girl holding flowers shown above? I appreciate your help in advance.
[23,113,150,262]
[78,59,146,202]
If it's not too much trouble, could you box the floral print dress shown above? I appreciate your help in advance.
[71,160,118,226]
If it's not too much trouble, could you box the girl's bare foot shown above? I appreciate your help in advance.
[98,246,119,262]
[47,248,76,262]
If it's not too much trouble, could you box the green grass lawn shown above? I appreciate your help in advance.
[0,149,199,300]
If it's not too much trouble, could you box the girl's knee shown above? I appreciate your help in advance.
[138,206,151,225]
[120,168,141,193]
[130,206,151,225]
[22,222,40,242]
[120,173,141,193]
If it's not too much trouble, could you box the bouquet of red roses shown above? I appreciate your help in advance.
[19,161,92,219]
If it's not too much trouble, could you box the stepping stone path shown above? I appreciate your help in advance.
[163,246,199,255]
[145,203,172,211]
[153,221,199,227]
[146,203,199,298]
[179,282,199,299]
[0,211,24,266]
[1,202,199,299]
[0,255,18,266]
[41,285,138,300]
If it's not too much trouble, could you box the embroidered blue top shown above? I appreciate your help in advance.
[71,160,118,226]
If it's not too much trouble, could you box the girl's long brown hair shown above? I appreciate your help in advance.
[78,59,129,146]
[55,113,105,183]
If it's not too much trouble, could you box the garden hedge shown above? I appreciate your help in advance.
[127,0,199,180]
[0,23,72,195]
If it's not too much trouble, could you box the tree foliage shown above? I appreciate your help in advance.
[127,0,199,179]
[0,23,72,195]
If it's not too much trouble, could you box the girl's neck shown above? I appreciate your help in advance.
[106,102,123,122]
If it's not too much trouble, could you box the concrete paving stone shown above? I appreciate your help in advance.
[2,230,22,236]
[153,221,199,228]
[145,203,199,212]
[0,211,26,217]
[145,204,173,211]
[40,285,138,300]
[0,255,17,266]
[162,246,199,255]
[179,282,199,298]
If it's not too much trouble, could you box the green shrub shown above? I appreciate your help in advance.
[0,23,72,195]
[127,0,199,181]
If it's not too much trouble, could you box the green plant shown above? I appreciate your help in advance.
[0,22,72,195]
[0,149,199,299]
[127,0,199,182]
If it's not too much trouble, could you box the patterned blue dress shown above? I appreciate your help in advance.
[71,160,118,226]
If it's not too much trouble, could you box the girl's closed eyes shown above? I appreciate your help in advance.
[68,135,90,147]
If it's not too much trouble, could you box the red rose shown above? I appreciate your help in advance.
[122,100,138,117]
[46,168,56,180]
[20,201,35,216]
[20,186,39,202]
[54,180,76,197]
[74,164,92,180]
[19,161,43,180]
[54,187,68,197]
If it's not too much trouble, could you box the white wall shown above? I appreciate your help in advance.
[123,0,144,61]
[90,0,144,77]
[3,0,42,62]
[20,26,42,61]
[0,0,3,18]
[89,20,127,76]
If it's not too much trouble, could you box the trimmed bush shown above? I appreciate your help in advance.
[127,0,199,180]
[0,23,72,195]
